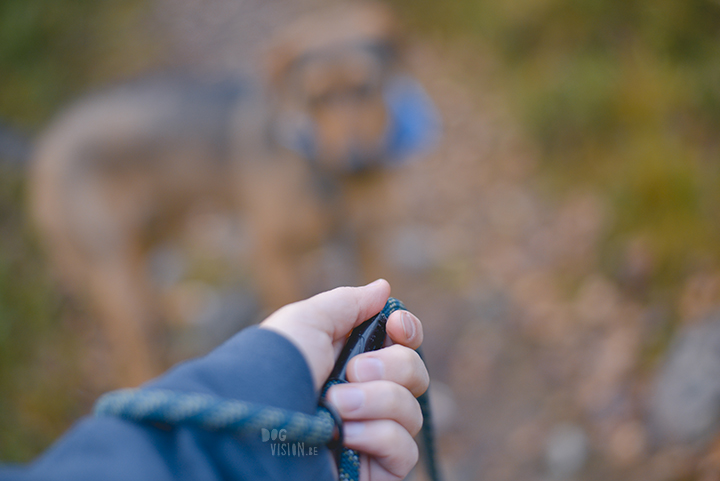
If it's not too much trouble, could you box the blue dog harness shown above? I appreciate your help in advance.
[382,75,441,162]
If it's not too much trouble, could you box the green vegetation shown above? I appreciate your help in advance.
[0,0,154,461]
[393,0,720,297]
[0,170,81,462]
[0,0,156,128]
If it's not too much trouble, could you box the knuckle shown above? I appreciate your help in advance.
[389,345,417,374]
[367,421,419,478]
[377,345,430,396]
[410,398,424,435]
[399,345,418,364]
[386,381,407,408]
[380,419,405,442]
[408,439,419,467]
[393,436,419,478]
[417,367,430,395]
[399,349,429,394]
[379,383,422,435]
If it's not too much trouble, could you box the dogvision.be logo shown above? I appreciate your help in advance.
[261,429,320,457]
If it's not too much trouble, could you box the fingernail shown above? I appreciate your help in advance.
[354,357,384,381]
[343,422,365,441]
[366,279,385,288]
[401,311,416,341]
[330,386,365,412]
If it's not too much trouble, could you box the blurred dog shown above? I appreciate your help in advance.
[31,2,439,387]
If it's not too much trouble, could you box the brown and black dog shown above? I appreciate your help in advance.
[30,2,438,387]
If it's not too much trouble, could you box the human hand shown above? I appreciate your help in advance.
[260,280,428,481]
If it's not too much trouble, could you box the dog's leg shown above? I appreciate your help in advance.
[238,154,333,309]
[242,170,305,309]
[339,171,391,283]
[85,251,161,387]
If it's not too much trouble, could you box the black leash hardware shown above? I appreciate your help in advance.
[329,309,389,382]
[321,297,442,481]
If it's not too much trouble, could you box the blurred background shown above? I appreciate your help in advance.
[3,0,720,479]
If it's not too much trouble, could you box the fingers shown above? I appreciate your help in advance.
[327,302,428,481]
[327,381,423,436]
[346,344,429,397]
[385,309,423,349]
[343,420,419,481]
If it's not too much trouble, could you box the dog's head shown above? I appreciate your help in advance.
[267,2,404,174]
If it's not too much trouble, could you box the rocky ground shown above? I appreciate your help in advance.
[70,1,720,480]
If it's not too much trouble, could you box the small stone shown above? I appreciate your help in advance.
[427,381,457,434]
[545,423,589,479]
[651,318,720,445]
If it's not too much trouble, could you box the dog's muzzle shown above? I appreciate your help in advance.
[276,75,441,171]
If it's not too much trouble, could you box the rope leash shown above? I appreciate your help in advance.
[94,388,337,446]
[94,298,440,481]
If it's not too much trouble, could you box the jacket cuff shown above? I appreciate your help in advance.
[147,326,318,415]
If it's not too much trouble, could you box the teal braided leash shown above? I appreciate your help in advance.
[94,297,441,481]
[94,389,336,445]
[322,379,359,481]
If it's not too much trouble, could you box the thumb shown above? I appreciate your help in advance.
[260,279,391,389]
[304,279,391,341]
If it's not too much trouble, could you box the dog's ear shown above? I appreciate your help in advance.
[264,39,299,95]
[264,2,403,95]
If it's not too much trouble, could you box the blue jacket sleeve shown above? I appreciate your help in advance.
[0,326,336,481]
